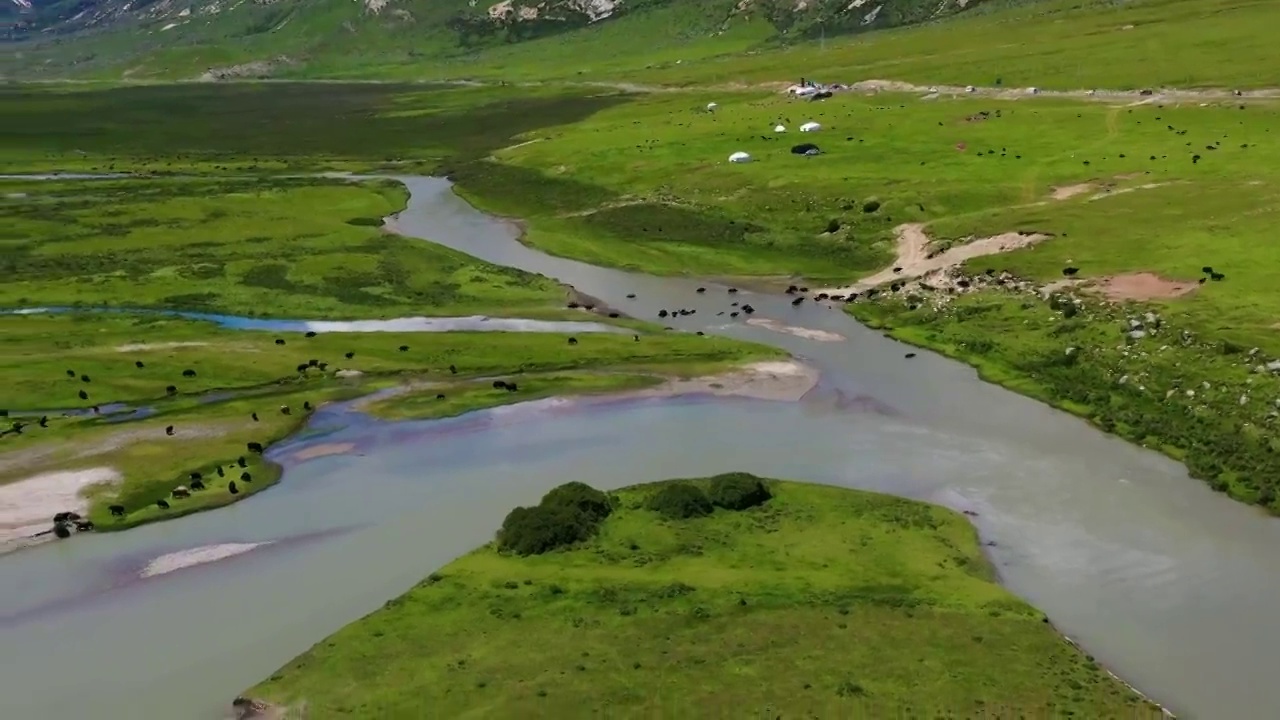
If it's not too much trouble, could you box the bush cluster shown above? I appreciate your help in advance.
[497,482,613,556]
[707,473,773,510]
[647,482,713,519]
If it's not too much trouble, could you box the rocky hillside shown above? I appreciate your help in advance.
[1,0,1008,78]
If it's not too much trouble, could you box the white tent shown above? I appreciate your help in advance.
[706,102,718,111]
[787,85,818,97]
[1027,87,1040,95]
[965,85,977,93]
[728,151,752,163]
[774,124,787,132]
[800,122,821,132]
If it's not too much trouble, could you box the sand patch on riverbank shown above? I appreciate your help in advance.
[291,442,357,462]
[141,542,270,579]
[1051,183,1095,200]
[0,467,120,547]
[632,360,818,402]
[815,223,1051,296]
[1091,272,1199,301]
[745,318,845,342]
[114,341,210,352]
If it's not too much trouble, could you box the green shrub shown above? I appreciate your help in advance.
[708,473,773,511]
[497,504,595,556]
[647,482,713,519]
[541,481,613,522]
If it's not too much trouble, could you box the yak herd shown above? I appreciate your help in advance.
[13,331,559,536]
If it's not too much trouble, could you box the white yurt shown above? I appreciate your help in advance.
[965,85,977,93]
[800,122,821,132]
[706,102,718,111]
[728,151,752,163]
[774,124,787,132]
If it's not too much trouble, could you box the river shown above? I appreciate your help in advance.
[1,175,1277,719]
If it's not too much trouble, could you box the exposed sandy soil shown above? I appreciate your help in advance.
[1051,183,1096,200]
[114,341,210,352]
[745,318,845,342]
[0,467,120,549]
[631,360,819,402]
[817,223,1050,295]
[1090,273,1200,301]
[290,442,357,462]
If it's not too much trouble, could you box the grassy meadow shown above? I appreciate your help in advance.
[0,83,626,174]
[0,175,578,319]
[6,0,1277,94]
[460,88,1280,282]
[248,476,1163,717]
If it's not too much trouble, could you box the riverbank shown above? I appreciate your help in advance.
[242,476,1167,717]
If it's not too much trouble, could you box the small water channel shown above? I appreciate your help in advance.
[1,175,1278,719]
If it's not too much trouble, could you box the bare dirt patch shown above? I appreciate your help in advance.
[114,341,210,352]
[1051,183,1095,200]
[0,467,120,547]
[817,223,1050,295]
[1091,273,1199,301]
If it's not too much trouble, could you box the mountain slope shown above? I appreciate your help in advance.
[1,0,1006,79]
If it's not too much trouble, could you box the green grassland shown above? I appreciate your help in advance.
[248,476,1162,717]
[608,0,1280,90]
[458,89,1280,281]
[0,175,577,319]
[0,83,625,174]
[6,0,1277,94]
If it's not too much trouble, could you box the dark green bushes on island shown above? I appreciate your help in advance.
[497,504,598,556]
[541,481,613,523]
[497,482,614,556]
[708,472,773,510]
[647,482,714,519]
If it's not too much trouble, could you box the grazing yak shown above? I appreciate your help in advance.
[108,505,126,517]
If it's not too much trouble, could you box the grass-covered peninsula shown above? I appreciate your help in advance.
[247,475,1165,717]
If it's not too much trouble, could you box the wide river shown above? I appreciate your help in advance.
[1,175,1276,719]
